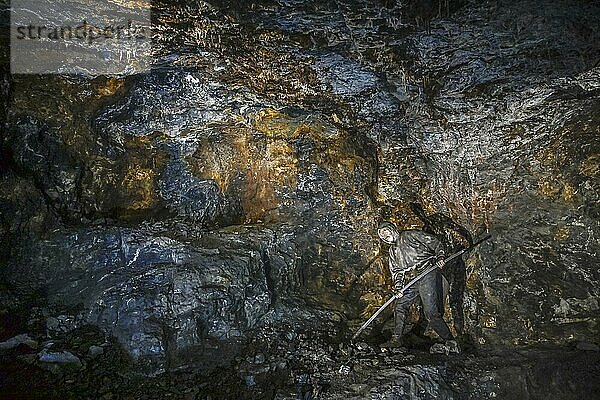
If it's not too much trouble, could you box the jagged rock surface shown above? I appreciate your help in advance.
[1,0,599,398]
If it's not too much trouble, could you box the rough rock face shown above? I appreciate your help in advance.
[9,226,277,367]
[1,0,600,398]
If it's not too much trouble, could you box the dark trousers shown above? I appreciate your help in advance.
[443,258,466,334]
[394,268,453,341]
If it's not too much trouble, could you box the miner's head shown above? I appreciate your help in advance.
[377,221,399,245]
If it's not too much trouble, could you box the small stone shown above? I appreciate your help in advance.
[38,350,82,368]
[350,384,369,394]
[275,360,288,370]
[0,334,38,352]
[46,317,60,332]
[446,340,460,354]
[576,342,599,351]
[430,343,448,355]
[245,375,256,387]
[88,345,104,358]
[338,364,351,375]
[355,342,369,351]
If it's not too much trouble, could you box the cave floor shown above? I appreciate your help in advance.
[2,328,599,400]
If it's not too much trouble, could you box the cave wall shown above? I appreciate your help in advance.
[1,0,599,367]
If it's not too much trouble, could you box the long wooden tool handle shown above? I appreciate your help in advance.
[351,234,491,340]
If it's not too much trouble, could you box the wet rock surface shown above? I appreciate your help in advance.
[1,0,600,398]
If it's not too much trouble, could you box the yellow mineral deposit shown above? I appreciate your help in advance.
[579,153,600,177]
[122,164,156,210]
[96,77,125,98]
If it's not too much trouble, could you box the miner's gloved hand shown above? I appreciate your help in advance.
[435,257,445,268]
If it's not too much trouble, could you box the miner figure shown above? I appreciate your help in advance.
[410,202,473,336]
[377,221,458,353]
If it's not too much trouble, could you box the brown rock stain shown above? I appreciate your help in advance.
[252,108,299,139]
[359,292,387,319]
[96,77,125,97]
[239,136,298,223]
[580,154,600,177]
[466,270,481,291]
[122,164,156,210]
[252,108,339,140]
[537,176,577,204]
[188,109,375,225]
[188,124,298,224]
[118,134,169,214]
[481,315,497,328]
